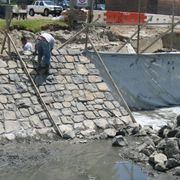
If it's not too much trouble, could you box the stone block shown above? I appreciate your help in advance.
[94,119,108,129]
[5,120,21,133]
[29,115,44,129]
[0,95,7,104]
[76,64,88,75]
[73,115,84,123]
[4,111,16,120]
[97,83,109,92]
[83,120,96,129]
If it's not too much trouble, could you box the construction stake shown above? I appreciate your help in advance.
[141,19,180,53]
[57,18,99,51]
[116,16,153,53]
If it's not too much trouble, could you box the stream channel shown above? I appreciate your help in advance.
[0,107,179,180]
[0,140,173,180]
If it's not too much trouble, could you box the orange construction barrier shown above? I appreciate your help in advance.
[105,11,147,24]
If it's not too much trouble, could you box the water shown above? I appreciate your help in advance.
[0,140,174,180]
[0,161,149,180]
[133,106,180,130]
[113,161,147,180]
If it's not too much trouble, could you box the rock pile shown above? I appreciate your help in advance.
[148,116,180,175]
[112,116,180,176]
[61,8,88,23]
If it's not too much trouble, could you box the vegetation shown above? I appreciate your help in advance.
[0,19,68,33]
[0,20,6,28]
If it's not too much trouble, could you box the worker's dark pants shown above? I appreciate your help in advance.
[36,39,51,67]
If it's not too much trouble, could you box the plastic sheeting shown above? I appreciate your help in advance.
[86,52,180,110]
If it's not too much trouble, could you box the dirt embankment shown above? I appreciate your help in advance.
[1,24,180,54]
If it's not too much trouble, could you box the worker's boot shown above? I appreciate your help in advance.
[44,65,50,75]
[37,57,42,71]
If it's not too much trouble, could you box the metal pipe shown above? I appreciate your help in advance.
[96,22,180,26]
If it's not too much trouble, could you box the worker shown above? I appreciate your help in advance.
[21,36,33,53]
[35,32,55,74]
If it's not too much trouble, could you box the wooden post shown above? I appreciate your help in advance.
[88,0,94,23]
[137,0,141,54]
[85,0,94,50]
[69,0,75,29]
[170,0,175,51]
[6,7,12,54]
[1,5,12,54]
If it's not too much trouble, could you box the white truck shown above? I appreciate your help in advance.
[28,1,63,17]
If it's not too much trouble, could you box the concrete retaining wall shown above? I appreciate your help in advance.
[86,52,180,110]
[0,52,133,140]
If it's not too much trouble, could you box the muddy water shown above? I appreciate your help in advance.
[0,140,175,180]
[133,106,180,130]
[0,107,179,180]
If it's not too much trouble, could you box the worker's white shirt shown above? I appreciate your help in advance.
[40,33,55,50]
[23,42,33,52]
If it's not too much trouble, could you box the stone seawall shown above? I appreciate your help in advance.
[0,51,133,141]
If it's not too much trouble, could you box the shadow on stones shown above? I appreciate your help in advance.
[31,69,49,86]
[24,55,54,87]
[25,57,49,86]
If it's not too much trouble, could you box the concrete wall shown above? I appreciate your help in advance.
[86,52,180,110]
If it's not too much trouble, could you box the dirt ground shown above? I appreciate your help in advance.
[1,14,180,54]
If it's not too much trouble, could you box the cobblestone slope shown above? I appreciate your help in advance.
[0,52,133,140]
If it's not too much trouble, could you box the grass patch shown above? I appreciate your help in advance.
[0,19,68,33]
[0,20,6,29]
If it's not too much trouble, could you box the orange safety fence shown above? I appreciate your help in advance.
[105,11,147,24]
